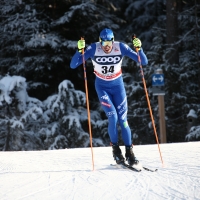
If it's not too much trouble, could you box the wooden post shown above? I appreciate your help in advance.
[156,69,167,143]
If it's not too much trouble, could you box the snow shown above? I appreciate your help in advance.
[187,109,197,119]
[186,127,200,141]
[0,75,28,105]
[0,142,200,200]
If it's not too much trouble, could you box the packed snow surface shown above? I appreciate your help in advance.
[0,142,200,200]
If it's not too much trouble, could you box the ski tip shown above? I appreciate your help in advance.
[142,167,158,172]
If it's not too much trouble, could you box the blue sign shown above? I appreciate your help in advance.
[152,74,164,86]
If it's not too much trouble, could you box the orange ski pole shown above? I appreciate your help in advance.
[81,37,94,170]
[133,35,164,166]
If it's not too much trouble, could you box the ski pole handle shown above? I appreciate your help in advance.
[132,34,139,53]
[80,37,85,55]
[132,34,136,40]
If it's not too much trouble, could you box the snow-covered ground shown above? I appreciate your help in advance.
[0,142,200,200]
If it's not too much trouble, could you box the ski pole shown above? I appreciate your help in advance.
[81,37,95,171]
[133,35,164,166]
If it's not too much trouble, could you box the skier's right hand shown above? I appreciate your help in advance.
[133,38,142,50]
[77,39,85,53]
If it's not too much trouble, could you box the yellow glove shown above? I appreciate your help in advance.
[77,39,85,53]
[133,38,142,50]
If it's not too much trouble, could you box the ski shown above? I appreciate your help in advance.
[111,163,158,172]
[143,166,158,172]
[110,163,141,172]
[121,162,142,172]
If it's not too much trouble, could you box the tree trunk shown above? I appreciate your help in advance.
[166,0,180,65]
[4,122,10,151]
[194,0,200,88]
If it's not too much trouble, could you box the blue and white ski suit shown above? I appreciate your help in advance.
[70,41,148,146]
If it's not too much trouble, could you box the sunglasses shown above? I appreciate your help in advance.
[101,40,113,47]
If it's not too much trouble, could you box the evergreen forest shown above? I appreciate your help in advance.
[0,0,199,150]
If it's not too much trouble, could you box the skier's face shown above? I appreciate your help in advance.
[100,40,113,54]
[101,45,112,54]
[101,44,113,54]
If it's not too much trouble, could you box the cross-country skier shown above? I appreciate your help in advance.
[70,28,148,166]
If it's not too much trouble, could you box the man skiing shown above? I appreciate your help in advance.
[70,28,148,166]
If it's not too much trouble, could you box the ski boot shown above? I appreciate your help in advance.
[125,146,139,166]
[112,144,125,164]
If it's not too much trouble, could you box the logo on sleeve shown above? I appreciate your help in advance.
[101,95,109,101]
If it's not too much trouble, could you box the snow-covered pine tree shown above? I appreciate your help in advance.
[38,79,106,149]
[123,0,166,50]
[185,109,200,141]
[0,75,108,150]
[0,75,44,150]
[186,126,200,141]
[0,0,71,100]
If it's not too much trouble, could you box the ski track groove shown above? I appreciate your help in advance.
[94,169,117,200]
[153,166,199,200]
[142,175,150,200]
[1,173,44,199]
[96,172,116,200]
[0,142,200,200]
[112,163,146,198]
[68,173,77,200]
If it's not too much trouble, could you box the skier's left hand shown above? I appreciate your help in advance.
[133,38,142,50]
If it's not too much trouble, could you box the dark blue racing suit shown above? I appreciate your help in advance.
[70,41,148,146]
